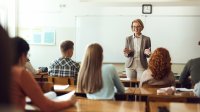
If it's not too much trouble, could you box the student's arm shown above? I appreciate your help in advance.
[110,66,125,93]
[20,70,76,112]
[25,62,39,75]
[179,60,192,86]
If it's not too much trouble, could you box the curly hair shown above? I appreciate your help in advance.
[149,47,171,80]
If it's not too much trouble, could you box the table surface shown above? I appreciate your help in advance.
[134,87,197,98]
[63,98,145,112]
[150,102,200,112]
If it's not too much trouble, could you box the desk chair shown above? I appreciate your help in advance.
[48,76,75,85]
[141,81,172,88]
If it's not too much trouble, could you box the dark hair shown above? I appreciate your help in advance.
[11,37,30,65]
[60,40,74,53]
[0,25,12,105]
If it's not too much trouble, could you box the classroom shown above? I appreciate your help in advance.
[0,0,200,112]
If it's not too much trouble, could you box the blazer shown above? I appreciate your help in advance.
[124,35,151,69]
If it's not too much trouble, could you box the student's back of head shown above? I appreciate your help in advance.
[0,25,13,106]
[11,37,30,66]
[60,40,74,58]
[149,47,171,80]
[77,43,103,93]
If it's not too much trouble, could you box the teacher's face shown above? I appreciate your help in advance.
[132,22,143,35]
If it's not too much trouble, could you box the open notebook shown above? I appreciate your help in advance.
[26,84,69,103]
[25,91,75,111]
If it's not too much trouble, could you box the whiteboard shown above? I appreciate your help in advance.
[75,16,145,63]
[75,15,200,63]
[145,16,200,63]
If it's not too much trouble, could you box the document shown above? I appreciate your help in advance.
[54,84,69,91]
[176,88,194,92]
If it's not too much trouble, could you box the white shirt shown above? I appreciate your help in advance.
[133,35,142,60]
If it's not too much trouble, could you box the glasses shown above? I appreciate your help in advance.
[133,26,142,29]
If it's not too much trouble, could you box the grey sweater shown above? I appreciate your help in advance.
[179,58,200,87]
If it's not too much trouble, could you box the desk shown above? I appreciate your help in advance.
[134,87,198,102]
[54,85,135,100]
[134,88,197,97]
[150,102,200,112]
[55,85,135,95]
[120,78,140,87]
[64,98,145,112]
[34,72,48,82]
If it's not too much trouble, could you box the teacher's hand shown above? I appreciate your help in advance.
[124,48,131,54]
[144,48,151,56]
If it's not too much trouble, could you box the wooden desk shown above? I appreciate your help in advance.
[54,85,135,95]
[120,78,140,87]
[54,85,135,100]
[150,102,200,112]
[34,72,48,82]
[134,87,198,102]
[64,99,145,112]
[134,87,197,97]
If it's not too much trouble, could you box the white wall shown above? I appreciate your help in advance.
[17,0,200,73]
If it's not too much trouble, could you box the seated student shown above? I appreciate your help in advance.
[194,81,200,97]
[25,58,42,75]
[0,25,13,110]
[77,43,125,99]
[49,40,79,77]
[140,47,175,87]
[11,37,76,112]
[179,58,200,88]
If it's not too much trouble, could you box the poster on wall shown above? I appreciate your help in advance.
[22,28,56,45]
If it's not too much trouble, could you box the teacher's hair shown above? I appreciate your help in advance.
[77,43,103,94]
[131,19,144,30]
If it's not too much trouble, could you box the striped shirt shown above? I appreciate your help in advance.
[49,58,79,77]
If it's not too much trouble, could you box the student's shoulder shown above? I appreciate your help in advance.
[12,66,33,79]
[12,66,25,75]
[50,58,63,65]
[102,64,116,72]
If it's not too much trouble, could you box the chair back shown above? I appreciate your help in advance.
[48,76,75,85]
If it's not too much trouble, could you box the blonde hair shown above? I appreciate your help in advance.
[131,19,144,30]
[77,43,103,93]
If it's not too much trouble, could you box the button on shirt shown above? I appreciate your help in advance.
[49,58,80,77]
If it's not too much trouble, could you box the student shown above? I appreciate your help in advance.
[77,43,125,99]
[25,58,42,75]
[124,19,151,80]
[0,25,12,107]
[179,58,200,88]
[194,81,200,97]
[139,47,175,87]
[11,37,76,112]
[49,40,79,77]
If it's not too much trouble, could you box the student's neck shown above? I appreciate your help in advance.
[64,55,70,58]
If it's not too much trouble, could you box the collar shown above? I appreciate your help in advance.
[133,34,142,38]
